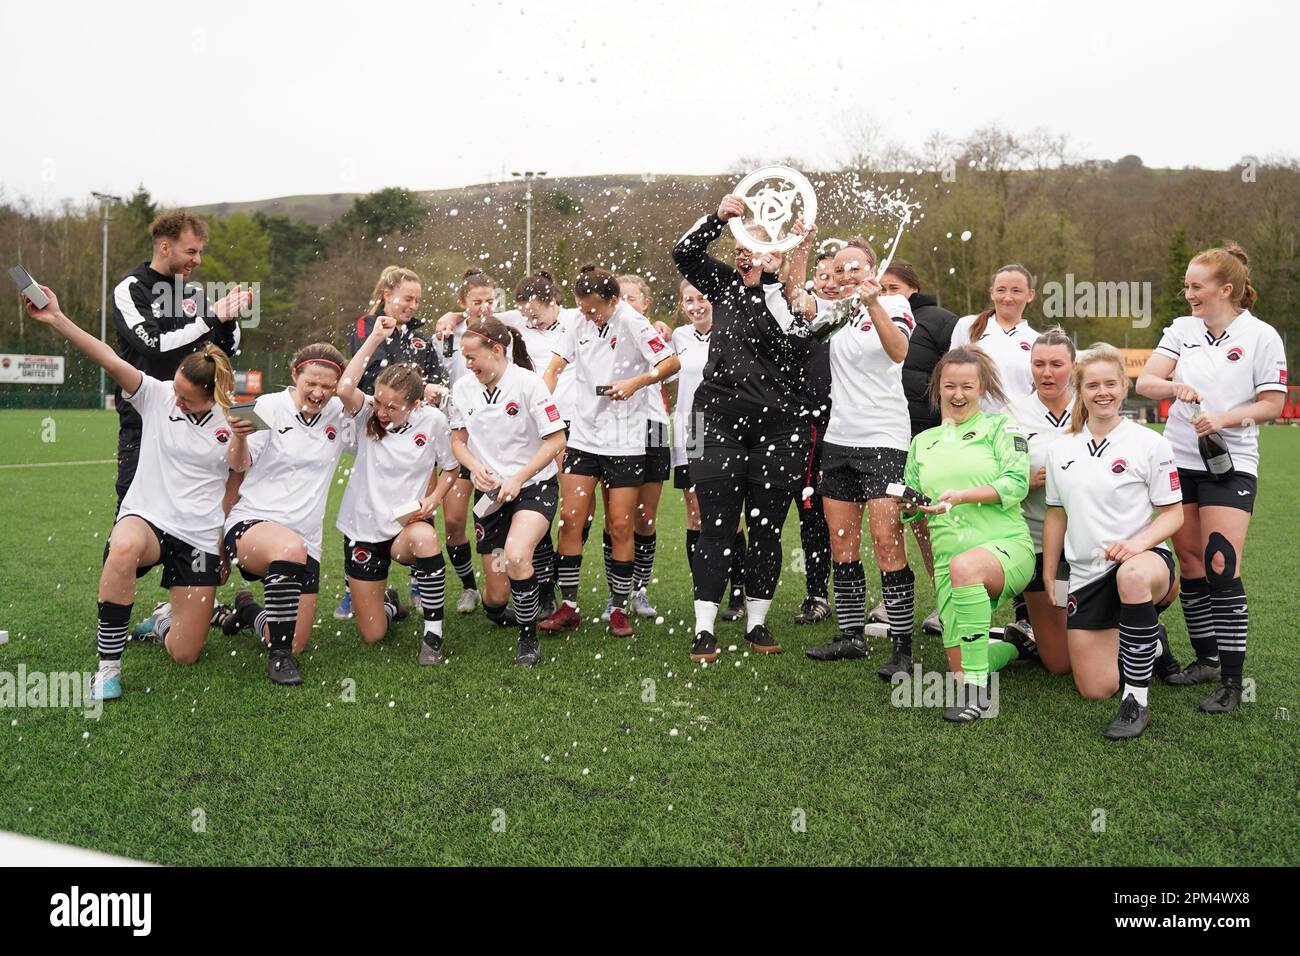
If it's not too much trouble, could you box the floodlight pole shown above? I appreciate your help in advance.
[511,170,547,276]
[91,192,122,405]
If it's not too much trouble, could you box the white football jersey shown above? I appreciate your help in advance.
[448,363,565,488]
[951,314,1039,412]
[498,306,579,421]
[336,396,458,543]
[552,300,674,456]
[225,389,350,561]
[824,293,915,451]
[1007,392,1073,551]
[1154,310,1287,477]
[670,324,712,468]
[1045,418,1182,591]
[117,374,232,554]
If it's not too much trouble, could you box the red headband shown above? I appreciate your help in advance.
[294,358,343,372]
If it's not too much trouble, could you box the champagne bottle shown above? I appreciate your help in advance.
[805,292,861,341]
[1187,401,1234,478]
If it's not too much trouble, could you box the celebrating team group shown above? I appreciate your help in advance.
[20,192,1287,738]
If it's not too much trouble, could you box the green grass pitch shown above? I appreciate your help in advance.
[0,408,1295,865]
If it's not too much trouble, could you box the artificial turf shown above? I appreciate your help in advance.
[0,409,1295,865]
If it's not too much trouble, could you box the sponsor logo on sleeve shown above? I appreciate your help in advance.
[1281,369,1289,385]
[648,336,665,353]
[1169,471,1181,491]
[545,404,560,422]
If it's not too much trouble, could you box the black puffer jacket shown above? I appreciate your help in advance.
[349,306,447,395]
[901,292,959,432]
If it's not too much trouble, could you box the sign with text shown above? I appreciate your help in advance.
[0,354,65,384]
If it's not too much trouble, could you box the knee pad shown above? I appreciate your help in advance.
[1204,532,1237,587]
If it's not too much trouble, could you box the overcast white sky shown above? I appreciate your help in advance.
[3,0,1296,209]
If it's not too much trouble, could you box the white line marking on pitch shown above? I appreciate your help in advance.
[0,458,115,470]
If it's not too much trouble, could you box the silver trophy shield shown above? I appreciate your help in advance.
[728,165,818,253]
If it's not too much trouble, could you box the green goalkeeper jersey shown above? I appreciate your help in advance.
[903,411,1033,563]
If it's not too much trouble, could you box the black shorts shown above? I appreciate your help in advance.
[643,421,671,484]
[1067,548,1176,631]
[817,442,908,502]
[458,465,472,481]
[343,535,397,582]
[116,514,221,588]
[474,478,558,554]
[673,465,692,490]
[223,519,321,594]
[690,403,807,492]
[1025,549,1067,593]
[563,445,644,489]
[1178,468,1257,513]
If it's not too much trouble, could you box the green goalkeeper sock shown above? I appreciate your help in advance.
[952,583,993,686]
[988,639,1018,672]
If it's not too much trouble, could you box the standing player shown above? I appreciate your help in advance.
[110,210,248,507]
[539,266,679,638]
[1044,345,1184,738]
[450,317,568,666]
[615,274,672,619]
[801,240,918,678]
[950,264,1039,411]
[24,286,235,699]
[1136,243,1287,712]
[896,348,1037,722]
[672,195,810,662]
[880,259,958,636]
[430,270,500,616]
[505,271,580,617]
[219,343,351,682]
[335,318,461,662]
[334,265,446,620]
[1004,329,1076,674]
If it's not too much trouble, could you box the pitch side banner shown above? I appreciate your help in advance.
[0,354,65,384]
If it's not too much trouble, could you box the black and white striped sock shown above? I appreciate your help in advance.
[511,573,540,643]
[882,566,915,652]
[1211,578,1248,680]
[833,560,866,635]
[632,532,656,591]
[1179,576,1218,664]
[413,553,446,642]
[609,558,634,610]
[532,535,555,588]
[96,600,132,662]
[558,553,582,604]
[447,542,477,592]
[603,531,614,586]
[264,560,306,651]
[1119,600,1159,706]
[383,592,398,623]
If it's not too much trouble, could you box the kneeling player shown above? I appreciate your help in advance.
[336,317,460,662]
[1043,345,1184,739]
[219,343,351,684]
[23,287,234,700]
[898,348,1037,722]
[450,317,567,666]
